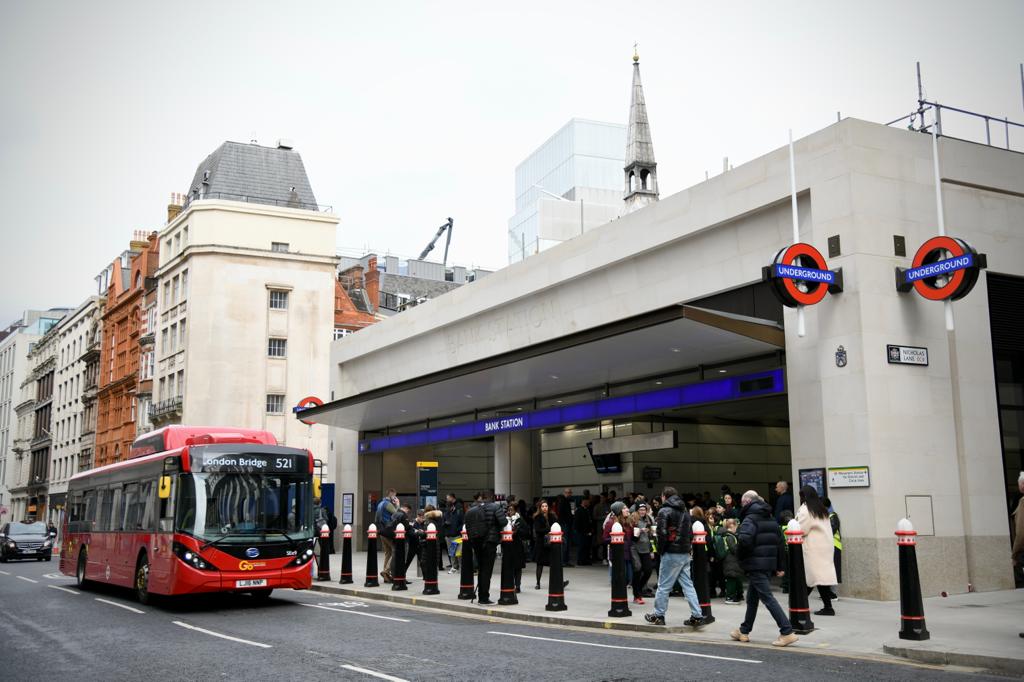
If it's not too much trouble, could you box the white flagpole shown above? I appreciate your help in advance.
[930,113,955,331]
[789,130,806,338]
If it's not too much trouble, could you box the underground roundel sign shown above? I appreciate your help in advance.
[294,396,324,425]
[896,236,987,301]
[762,243,843,308]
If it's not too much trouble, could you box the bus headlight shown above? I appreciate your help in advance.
[173,542,215,570]
[292,546,316,566]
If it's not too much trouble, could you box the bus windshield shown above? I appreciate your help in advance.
[176,472,314,542]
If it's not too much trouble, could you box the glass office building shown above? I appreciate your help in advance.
[508,119,625,264]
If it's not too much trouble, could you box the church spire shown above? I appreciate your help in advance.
[623,48,659,214]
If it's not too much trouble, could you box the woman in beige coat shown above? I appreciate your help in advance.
[796,485,838,616]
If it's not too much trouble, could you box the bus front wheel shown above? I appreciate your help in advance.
[134,554,151,605]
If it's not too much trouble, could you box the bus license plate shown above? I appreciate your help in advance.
[235,579,267,588]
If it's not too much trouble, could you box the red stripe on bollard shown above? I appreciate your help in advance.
[547,593,564,598]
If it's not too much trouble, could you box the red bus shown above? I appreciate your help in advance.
[60,425,317,603]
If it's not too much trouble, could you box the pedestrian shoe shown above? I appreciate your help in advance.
[515,587,521,593]
[447,567,456,574]
[477,598,494,605]
[535,583,541,590]
[683,616,705,628]
[729,629,750,643]
[562,580,570,588]
[772,633,799,647]
[632,597,645,604]
[642,589,655,597]
[644,613,666,626]
[725,599,742,605]
[814,607,836,616]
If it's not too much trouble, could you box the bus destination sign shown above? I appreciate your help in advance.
[198,453,297,473]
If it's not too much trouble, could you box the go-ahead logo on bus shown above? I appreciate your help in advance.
[763,242,843,308]
[896,236,987,301]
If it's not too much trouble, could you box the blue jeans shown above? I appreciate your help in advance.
[740,571,793,636]
[653,552,702,619]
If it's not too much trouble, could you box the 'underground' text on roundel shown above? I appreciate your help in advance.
[896,236,986,301]
[762,242,843,308]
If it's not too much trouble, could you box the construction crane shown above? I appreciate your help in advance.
[418,217,454,266]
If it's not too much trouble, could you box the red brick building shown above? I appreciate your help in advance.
[95,233,159,467]
[334,256,379,338]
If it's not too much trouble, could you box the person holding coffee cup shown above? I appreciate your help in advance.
[629,503,655,603]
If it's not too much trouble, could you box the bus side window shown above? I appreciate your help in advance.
[139,481,156,532]
[109,486,123,532]
[122,483,139,530]
[97,488,112,531]
[84,489,97,530]
[68,491,84,533]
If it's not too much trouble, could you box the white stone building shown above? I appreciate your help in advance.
[47,296,102,521]
[150,141,337,477]
[0,310,66,523]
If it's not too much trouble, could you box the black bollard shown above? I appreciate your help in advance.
[423,522,440,595]
[785,520,815,634]
[608,521,631,617]
[364,524,380,587]
[339,524,353,584]
[498,521,518,605]
[546,522,567,611]
[316,522,332,581]
[391,523,408,591]
[458,525,476,600]
[691,522,715,624]
[896,519,930,641]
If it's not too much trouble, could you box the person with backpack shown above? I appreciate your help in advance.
[464,492,506,604]
[509,504,531,592]
[374,489,398,583]
[715,517,744,604]
[643,487,704,628]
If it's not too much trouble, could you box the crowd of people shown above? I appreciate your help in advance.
[364,480,843,646]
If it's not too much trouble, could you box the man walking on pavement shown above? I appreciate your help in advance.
[465,491,507,605]
[375,489,398,582]
[644,486,704,627]
[556,487,575,567]
[442,493,464,573]
[731,490,798,647]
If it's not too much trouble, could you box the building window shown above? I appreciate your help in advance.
[177,370,184,397]
[268,338,287,357]
[163,281,170,307]
[269,290,288,310]
[265,394,284,414]
[179,319,186,346]
[172,276,179,304]
[333,328,353,340]
[271,242,289,253]
[169,323,177,352]
[181,270,188,300]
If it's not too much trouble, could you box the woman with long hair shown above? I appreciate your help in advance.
[796,485,839,615]
[533,500,566,590]
[629,504,655,603]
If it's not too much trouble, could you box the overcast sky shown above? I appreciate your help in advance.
[1,1,1021,325]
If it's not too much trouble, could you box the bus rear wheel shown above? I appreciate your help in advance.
[134,554,151,605]
[76,550,90,588]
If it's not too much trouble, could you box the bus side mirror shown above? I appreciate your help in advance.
[312,476,322,501]
[158,475,172,499]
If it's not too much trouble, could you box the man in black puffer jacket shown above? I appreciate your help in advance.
[730,491,798,647]
[465,492,507,605]
[643,487,704,627]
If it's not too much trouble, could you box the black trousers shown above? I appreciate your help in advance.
[473,540,498,601]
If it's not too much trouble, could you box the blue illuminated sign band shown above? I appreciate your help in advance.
[904,253,974,282]
[358,368,785,453]
[772,263,835,284]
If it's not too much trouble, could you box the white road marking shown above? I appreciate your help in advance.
[299,602,410,623]
[0,570,10,575]
[339,664,409,681]
[172,621,272,648]
[16,576,38,584]
[47,585,80,595]
[94,597,145,614]
[488,631,762,664]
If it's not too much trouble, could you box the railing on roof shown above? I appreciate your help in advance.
[887,100,1024,153]
[184,192,332,213]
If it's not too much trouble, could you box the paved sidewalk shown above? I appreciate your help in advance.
[310,550,1024,675]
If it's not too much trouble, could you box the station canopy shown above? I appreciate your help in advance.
[301,304,784,433]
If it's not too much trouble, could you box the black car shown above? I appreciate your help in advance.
[0,521,55,562]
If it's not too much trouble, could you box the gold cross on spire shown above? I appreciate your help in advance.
[633,42,639,62]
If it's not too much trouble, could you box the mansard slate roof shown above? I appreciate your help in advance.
[187,141,318,209]
[625,60,656,167]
